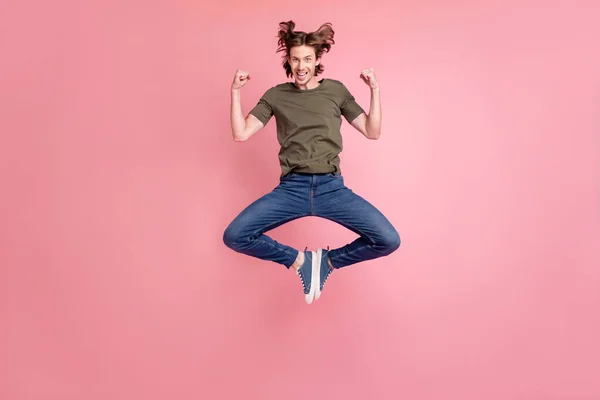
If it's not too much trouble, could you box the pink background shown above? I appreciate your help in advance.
[1,0,599,399]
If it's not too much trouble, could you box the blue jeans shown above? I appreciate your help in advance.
[223,173,400,268]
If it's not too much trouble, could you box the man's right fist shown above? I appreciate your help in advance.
[232,69,251,90]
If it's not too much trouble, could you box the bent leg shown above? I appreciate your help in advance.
[223,185,310,268]
[315,176,400,268]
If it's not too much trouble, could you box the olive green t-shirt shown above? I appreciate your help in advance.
[249,78,365,177]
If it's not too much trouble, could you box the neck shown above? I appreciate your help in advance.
[293,76,321,90]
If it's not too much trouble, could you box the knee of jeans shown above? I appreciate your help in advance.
[381,229,401,254]
[223,224,244,250]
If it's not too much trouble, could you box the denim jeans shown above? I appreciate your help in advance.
[223,173,400,268]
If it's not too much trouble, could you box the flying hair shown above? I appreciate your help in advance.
[276,20,335,77]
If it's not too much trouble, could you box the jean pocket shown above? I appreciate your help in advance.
[281,173,297,180]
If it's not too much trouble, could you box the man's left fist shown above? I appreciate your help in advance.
[360,68,378,89]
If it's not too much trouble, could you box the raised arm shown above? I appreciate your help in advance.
[350,68,381,140]
[230,69,265,142]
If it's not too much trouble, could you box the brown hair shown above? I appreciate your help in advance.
[276,20,335,78]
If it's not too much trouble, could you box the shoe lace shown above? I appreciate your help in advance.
[296,247,309,290]
[322,246,333,287]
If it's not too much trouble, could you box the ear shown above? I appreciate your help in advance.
[316,58,321,65]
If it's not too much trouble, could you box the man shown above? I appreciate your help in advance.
[224,21,400,304]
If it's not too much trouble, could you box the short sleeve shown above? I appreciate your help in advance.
[249,89,274,125]
[340,84,365,123]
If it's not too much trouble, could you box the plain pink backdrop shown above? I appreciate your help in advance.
[1,0,599,399]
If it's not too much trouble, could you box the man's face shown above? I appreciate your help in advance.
[288,45,320,86]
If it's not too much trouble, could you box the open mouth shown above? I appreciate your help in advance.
[296,72,307,79]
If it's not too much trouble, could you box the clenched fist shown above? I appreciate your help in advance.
[232,69,251,90]
[360,68,379,89]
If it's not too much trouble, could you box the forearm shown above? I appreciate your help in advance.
[230,89,246,141]
[366,87,381,139]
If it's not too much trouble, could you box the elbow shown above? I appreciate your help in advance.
[232,129,248,142]
[365,117,381,140]
[367,130,381,140]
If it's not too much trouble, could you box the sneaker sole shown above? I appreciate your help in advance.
[314,248,323,300]
[305,251,318,304]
